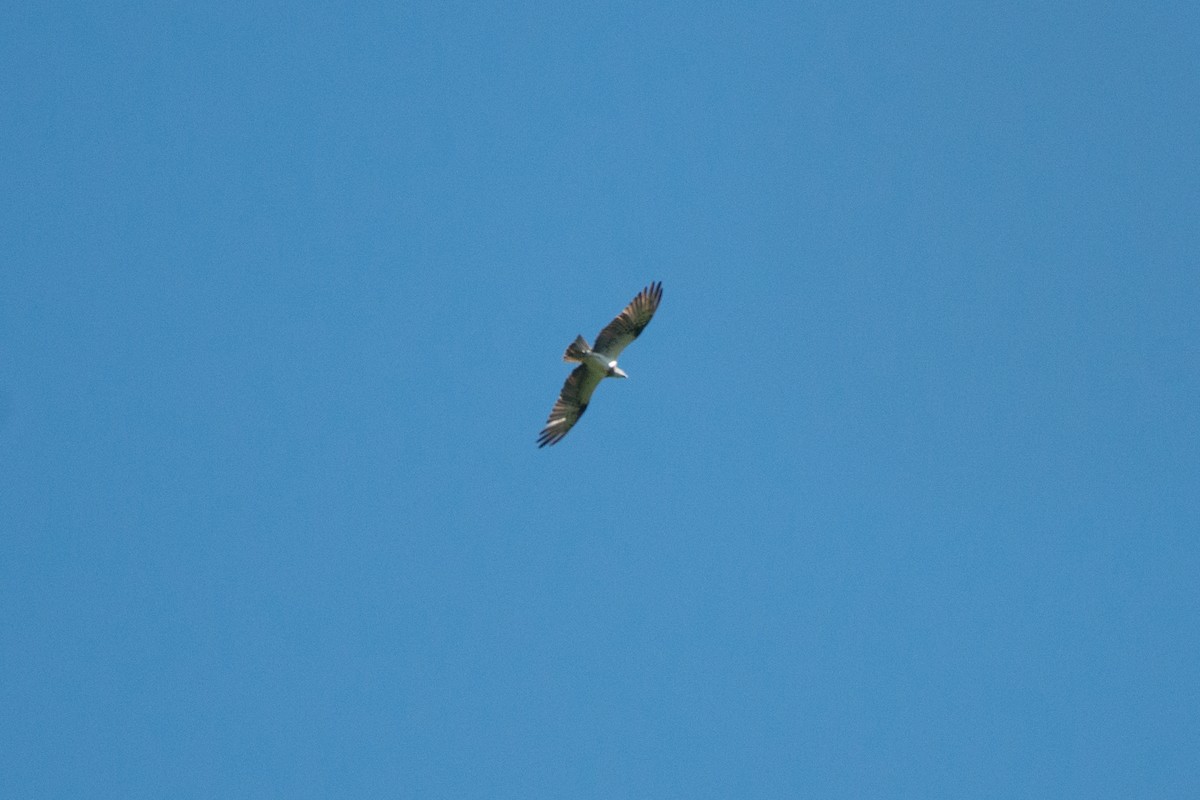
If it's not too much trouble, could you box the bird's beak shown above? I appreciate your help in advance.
[613,367,628,379]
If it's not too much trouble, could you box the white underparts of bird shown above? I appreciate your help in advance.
[537,281,663,448]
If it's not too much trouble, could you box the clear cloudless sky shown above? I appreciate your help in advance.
[2,2,1198,797]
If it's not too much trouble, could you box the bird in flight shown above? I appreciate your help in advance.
[537,282,663,448]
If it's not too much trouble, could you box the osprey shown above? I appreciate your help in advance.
[537,281,663,448]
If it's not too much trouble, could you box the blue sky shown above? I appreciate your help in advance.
[2,2,1198,797]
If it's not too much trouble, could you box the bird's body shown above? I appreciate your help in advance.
[537,282,663,447]
[584,351,619,374]
[569,338,624,376]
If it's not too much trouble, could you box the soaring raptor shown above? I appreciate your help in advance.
[537,282,663,447]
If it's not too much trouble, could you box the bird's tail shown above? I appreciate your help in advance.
[563,335,591,362]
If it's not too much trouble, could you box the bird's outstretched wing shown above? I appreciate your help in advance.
[592,281,663,359]
[537,364,604,447]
